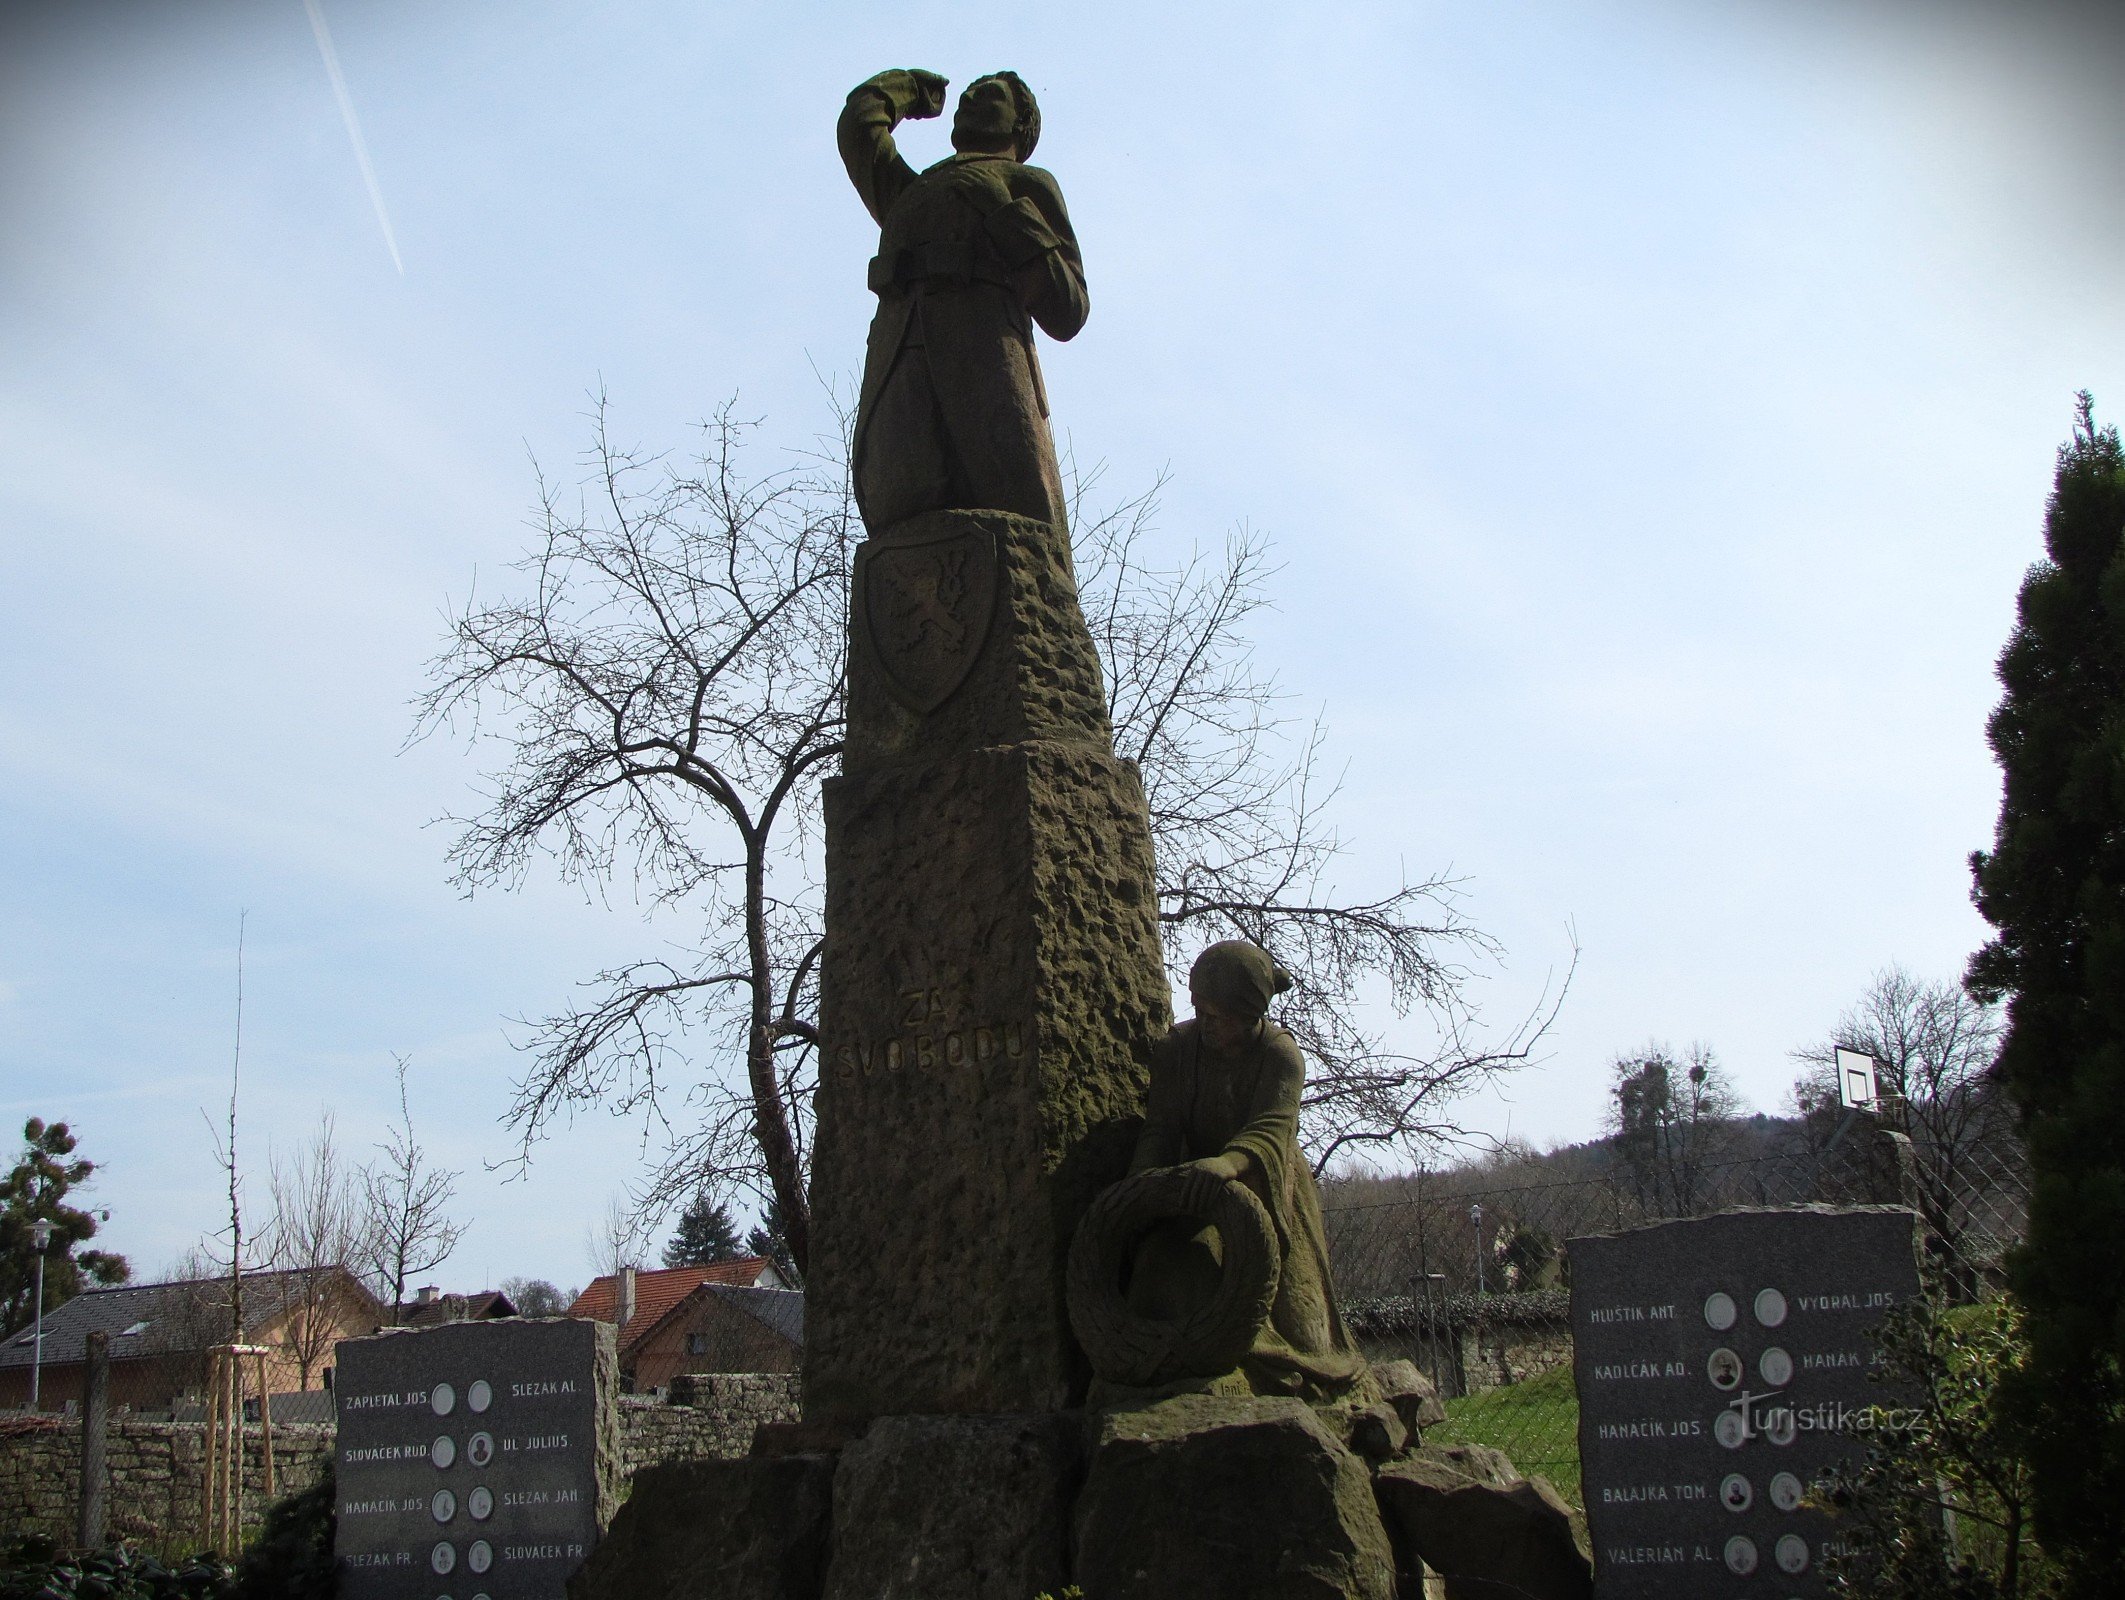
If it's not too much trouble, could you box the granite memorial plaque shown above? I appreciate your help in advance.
[1568,1207,1922,1599]
[335,1318,618,1600]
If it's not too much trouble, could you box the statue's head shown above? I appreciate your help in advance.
[1188,940,1291,1054]
[951,71,1040,160]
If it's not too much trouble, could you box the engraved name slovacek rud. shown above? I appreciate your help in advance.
[853,517,1000,714]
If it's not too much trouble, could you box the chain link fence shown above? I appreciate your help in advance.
[1324,1109,2032,1507]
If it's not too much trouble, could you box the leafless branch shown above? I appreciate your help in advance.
[418,394,854,1265]
[264,1115,374,1387]
[1071,462,1564,1171]
[360,1057,466,1322]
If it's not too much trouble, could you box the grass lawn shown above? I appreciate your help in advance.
[1429,1364,1583,1509]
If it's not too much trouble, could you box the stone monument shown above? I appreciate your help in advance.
[570,69,1594,1600]
[1065,941,1373,1403]
[1568,1207,1924,1598]
[336,1318,620,1600]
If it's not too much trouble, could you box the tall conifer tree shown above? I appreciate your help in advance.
[1968,392,2125,1585]
[1,1118,129,1332]
[662,1193,742,1267]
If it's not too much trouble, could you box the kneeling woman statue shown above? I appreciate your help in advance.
[1072,939,1369,1400]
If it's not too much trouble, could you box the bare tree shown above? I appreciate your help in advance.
[361,1058,467,1322]
[1791,966,2018,1295]
[417,397,850,1268]
[420,399,1562,1264]
[1607,1041,1741,1217]
[264,1115,374,1388]
[585,1193,650,1285]
[1070,468,1572,1173]
[499,1276,573,1316]
[179,916,259,1411]
[198,914,253,1349]
[157,1244,238,1403]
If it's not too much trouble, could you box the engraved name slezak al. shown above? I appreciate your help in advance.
[854,516,998,713]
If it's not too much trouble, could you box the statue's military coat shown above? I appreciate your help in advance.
[838,75,1088,534]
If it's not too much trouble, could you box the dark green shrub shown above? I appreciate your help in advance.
[1819,1300,2057,1599]
[1967,392,2125,1593]
[0,1537,233,1600]
[232,1463,336,1600]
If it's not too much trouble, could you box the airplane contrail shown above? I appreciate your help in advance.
[302,0,404,275]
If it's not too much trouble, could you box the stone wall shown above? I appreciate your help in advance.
[620,1374,800,1475]
[1346,1291,1575,1400]
[0,1373,801,1551]
[0,1412,335,1551]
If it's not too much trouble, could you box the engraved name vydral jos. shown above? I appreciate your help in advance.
[853,518,999,713]
[334,1319,614,1600]
[1568,1208,1922,1600]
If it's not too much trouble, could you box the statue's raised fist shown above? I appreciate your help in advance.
[901,69,949,118]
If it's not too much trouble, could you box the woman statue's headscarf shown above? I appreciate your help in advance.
[1188,940,1293,1020]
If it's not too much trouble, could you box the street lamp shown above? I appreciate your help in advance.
[27,1217,52,1411]
[1470,1203,1485,1296]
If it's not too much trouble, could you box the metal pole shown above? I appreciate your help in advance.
[1421,1272,1447,1400]
[79,1330,109,1549]
[256,1347,275,1498]
[28,1218,52,1410]
[1471,1203,1485,1296]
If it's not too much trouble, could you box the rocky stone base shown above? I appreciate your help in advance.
[566,1455,834,1600]
[826,1414,1078,1600]
[1374,1445,1591,1600]
[1075,1395,1394,1600]
[570,1385,1590,1600]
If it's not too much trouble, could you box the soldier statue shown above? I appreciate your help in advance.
[838,69,1087,536]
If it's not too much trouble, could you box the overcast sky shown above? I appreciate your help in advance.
[3,0,2121,1293]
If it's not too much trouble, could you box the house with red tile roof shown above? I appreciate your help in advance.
[625,1285,803,1391]
[400,1285,518,1327]
[565,1258,794,1389]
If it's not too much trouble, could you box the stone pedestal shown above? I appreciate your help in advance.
[1074,1396,1397,1600]
[565,1456,833,1600]
[569,1407,1597,1600]
[822,1414,1079,1600]
[805,508,1171,1425]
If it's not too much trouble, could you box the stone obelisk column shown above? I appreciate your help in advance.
[804,506,1170,1425]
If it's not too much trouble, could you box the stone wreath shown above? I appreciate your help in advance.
[1066,1164,1281,1387]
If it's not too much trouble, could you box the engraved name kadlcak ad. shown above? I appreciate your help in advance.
[854,519,999,713]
